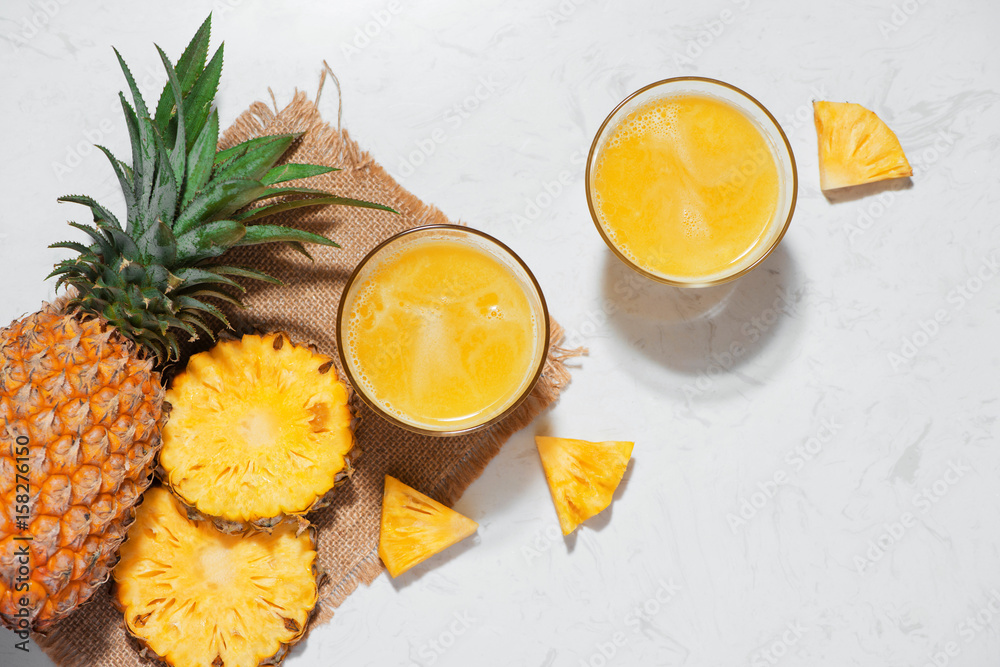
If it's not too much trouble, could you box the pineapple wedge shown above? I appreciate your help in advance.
[114,487,318,667]
[813,101,912,190]
[379,476,478,577]
[535,436,633,535]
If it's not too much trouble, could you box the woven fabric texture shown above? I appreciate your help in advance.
[38,91,577,666]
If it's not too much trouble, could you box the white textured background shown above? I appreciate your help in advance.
[2,1,1000,666]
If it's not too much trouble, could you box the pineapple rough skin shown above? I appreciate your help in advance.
[0,300,164,632]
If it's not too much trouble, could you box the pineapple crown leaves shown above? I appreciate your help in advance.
[48,15,396,363]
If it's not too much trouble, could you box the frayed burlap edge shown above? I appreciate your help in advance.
[313,320,579,625]
[37,89,583,665]
[220,92,453,232]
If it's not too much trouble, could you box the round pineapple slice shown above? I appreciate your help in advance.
[114,487,318,667]
[160,333,354,531]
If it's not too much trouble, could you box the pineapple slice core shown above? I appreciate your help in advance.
[379,476,478,577]
[535,436,634,535]
[813,101,912,191]
[161,333,354,524]
[197,544,237,588]
[114,487,317,667]
[238,409,280,450]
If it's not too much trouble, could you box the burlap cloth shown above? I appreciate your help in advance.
[37,89,579,665]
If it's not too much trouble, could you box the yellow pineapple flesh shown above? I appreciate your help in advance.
[535,436,633,535]
[0,15,392,635]
[379,475,477,578]
[114,487,317,667]
[160,333,354,531]
[813,100,912,190]
[0,301,163,632]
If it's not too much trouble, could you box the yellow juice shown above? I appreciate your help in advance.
[592,94,780,280]
[344,237,541,431]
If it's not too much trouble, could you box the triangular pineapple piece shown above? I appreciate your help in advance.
[535,436,634,535]
[379,476,478,577]
[814,101,912,191]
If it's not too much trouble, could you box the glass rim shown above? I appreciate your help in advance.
[335,223,551,437]
[585,76,798,288]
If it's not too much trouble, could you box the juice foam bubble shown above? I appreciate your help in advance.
[343,236,542,430]
[592,93,779,280]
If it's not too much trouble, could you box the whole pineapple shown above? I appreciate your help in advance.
[0,16,391,633]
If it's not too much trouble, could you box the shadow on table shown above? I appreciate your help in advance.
[387,531,483,590]
[600,243,804,378]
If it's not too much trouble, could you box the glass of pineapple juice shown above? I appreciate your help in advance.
[337,225,550,436]
[587,77,797,287]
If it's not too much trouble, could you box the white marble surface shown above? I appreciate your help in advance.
[2,0,1000,665]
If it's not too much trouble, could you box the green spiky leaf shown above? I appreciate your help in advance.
[214,134,294,167]
[211,265,282,285]
[171,267,245,292]
[175,219,246,261]
[183,109,219,206]
[49,240,97,257]
[235,224,340,249]
[58,195,122,230]
[154,45,187,190]
[154,14,211,136]
[174,179,265,235]
[212,134,297,183]
[138,220,178,265]
[235,194,396,223]
[66,222,115,259]
[51,15,395,363]
[180,43,223,151]
[94,146,136,224]
[261,163,337,186]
